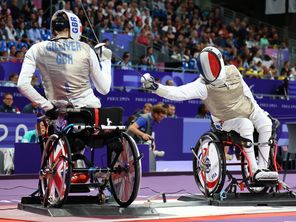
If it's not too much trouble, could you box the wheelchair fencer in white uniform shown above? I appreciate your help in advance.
[17,11,142,208]
[17,9,112,168]
[141,46,278,183]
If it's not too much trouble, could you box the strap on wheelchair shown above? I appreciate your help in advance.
[94,108,99,128]
[268,114,280,142]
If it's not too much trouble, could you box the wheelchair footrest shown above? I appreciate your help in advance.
[249,179,278,187]
[70,184,91,193]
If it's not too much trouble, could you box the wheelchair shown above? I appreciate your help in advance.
[192,117,282,197]
[37,107,142,208]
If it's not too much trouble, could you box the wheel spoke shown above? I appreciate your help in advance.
[193,134,225,196]
[109,133,140,207]
[39,135,71,207]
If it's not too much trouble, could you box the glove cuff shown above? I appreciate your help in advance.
[151,82,159,91]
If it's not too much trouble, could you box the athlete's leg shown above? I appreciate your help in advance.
[221,118,258,173]
[250,110,273,169]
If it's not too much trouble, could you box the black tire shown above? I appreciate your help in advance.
[241,145,276,193]
[109,132,141,207]
[193,132,226,196]
[39,134,72,207]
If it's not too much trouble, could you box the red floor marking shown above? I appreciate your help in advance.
[0,219,32,222]
[129,211,296,221]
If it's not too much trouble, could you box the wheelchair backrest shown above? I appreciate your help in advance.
[99,107,123,126]
[67,107,124,127]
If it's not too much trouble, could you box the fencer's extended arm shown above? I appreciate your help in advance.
[17,45,54,111]
[89,48,111,95]
[155,78,208,101]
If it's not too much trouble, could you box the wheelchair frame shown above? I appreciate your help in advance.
[192,126,281,198]
[37,108,142,208]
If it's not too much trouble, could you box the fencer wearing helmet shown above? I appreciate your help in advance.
[17,10,112,183]
[18,10,112,112]
[141,46,278,182]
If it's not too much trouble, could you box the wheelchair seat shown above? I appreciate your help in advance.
[211,124,253,148]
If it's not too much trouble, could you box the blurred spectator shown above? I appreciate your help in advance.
[0,51,8,62]
[8,0,21,20]
[279,61,290,80]
[137,28,150,46]
[290,63,296,80]
[166,27,176,45]
[27,21,42,43]
[14,50,24,63]
[195,104,210,119]
[162,19,176,34]
[152,0,166,20]
[126,103,166,157]
[276,77,289,97]
[269,64,279,79]
[116,51,133,70]
[0,18,8,41]
[22,121,47,143]
[133,18,142,35]
[142,7,152,27]
[165,79,174,86]
[138,54,148,71]
[160,36,170,54]
[134,102,153,118]
[5,20,16,41]
[167,104,177,118]
[8,45,17,62]
[15,22,26,40]
[127,103,153,126]
[0,93,20,113]
[22,101,40,114]
[262,54,273,69]
[20,34,31,47]
[146,46,156,68]
[269,33,281,48]
[3,73,18,87]
[37,9,44,28]
[64,0,73,13]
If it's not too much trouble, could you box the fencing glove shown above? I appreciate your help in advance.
[94,43,112,61]
[140,73,159,91]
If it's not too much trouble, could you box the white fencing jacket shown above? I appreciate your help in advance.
[156,65,262,122]
[17,38,111,111]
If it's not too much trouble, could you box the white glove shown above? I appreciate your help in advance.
[94,43,112,61]
[140,73,159,91]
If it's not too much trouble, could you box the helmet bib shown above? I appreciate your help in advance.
[51,10,82,41]
[196,47,225,85]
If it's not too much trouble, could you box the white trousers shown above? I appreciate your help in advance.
[218,109,272,173]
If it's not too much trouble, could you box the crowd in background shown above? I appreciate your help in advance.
[1,0,296,82]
